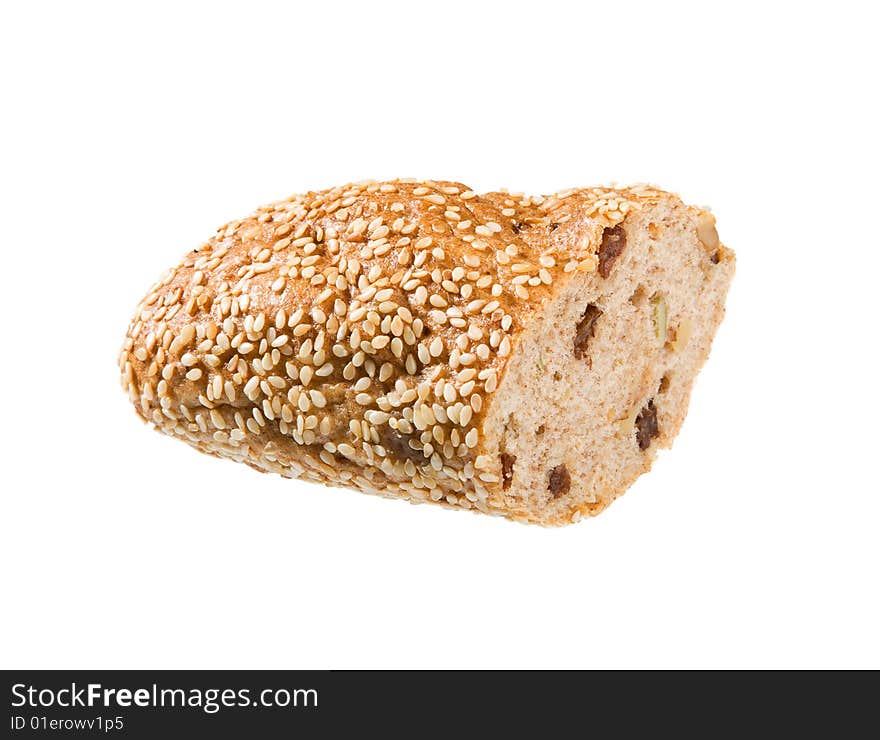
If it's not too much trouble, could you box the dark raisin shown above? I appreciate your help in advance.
[548,464,571,498]
[635,400,660,451]
[573,304,602,360]
[511,221,526,234]
[711,250,721,264]
[598,225,627,278]
[383,431,423,463]
[549,222,560,231]
[500,453,516,490]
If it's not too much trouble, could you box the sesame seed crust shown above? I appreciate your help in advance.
[118,179,693,518]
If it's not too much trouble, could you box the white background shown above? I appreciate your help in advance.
[2,1,877,669]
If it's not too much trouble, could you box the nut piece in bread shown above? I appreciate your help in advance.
[119,180,734,525]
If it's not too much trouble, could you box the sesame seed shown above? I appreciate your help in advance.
[484,370,498,393]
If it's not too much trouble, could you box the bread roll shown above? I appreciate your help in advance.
[119,180,734,525]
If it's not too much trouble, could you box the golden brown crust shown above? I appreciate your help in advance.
[118,179,688,516]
